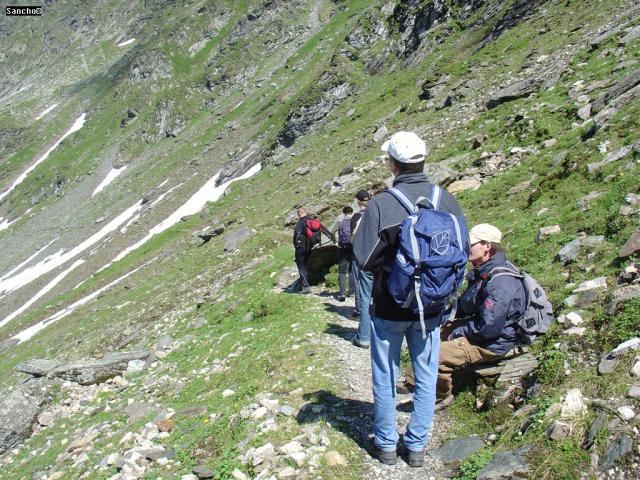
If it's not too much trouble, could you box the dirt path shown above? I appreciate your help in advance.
[307,286,452,479]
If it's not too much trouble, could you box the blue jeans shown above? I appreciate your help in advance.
[351,261,361,312]
[355,269,374,344]
[371,316,441,452]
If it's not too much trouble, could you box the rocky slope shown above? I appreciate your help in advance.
[0,0,639,479]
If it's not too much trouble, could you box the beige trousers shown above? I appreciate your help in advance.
[435,337,500,400]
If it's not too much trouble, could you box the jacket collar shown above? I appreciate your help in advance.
[468,251,508,282]
[392,172,428,187]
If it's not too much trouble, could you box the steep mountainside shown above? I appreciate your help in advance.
[0,1,639,479]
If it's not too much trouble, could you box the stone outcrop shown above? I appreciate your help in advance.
[18,351,152,385]
[277,81,350,149]
[0,379,50,455]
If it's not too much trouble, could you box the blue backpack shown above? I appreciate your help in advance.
[386,186,468,337]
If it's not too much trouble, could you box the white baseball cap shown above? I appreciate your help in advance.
[381,131,427,163]
[469,224,502,244]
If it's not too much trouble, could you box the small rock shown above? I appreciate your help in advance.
[279,440,303,455]
[619,205,636,216]
[373,125,388,143]
[324,450,348,467]
[555,239,581,264]
[617,406,635,421]
[628,385,640,398]
[564,327,586,336]
[543,138,557,148]
[619,229,640,258]
[222,389,235,398]
[631,357,640,377]
[476,444,531,480]
[289,451,307,467]
[157,419,174,432]
[472,134,487,149]
[578,191,602,210]
[381,1,396,17]
[156,335,174,351]
[561,389,587,418]
[601,435,633,470]
[536,225,561,243]
[573,276,607,293]
[279,405,295,417]
[126,359,146,372]
[37,411,55,427]
[428,436,485,464]
[545,420,571,441]
[252,407,268,419]
[564,312,584,328]
[192,466,215,479]
[277,467,297,479]
[447,179,481,193]
[231,469,249,480]
[577,104,592,120]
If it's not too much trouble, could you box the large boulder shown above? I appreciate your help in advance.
[0,379,50,454]
[19,351,153,385]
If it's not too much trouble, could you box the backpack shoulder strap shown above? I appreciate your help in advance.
[430,185,442,210]
[386,188,416,215]
[487,265,531,310]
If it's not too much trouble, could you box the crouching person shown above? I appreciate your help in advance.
[435,224,526,410]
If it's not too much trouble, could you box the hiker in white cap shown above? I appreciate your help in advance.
[353,131,468,467]
[434,223,527,410]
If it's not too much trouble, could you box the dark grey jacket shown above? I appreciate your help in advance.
[451,251,526,356]
[352,172,468,322]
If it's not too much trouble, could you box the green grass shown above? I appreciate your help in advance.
[1,0,639,478]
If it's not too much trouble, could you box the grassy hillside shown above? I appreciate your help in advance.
[0,0,638,478]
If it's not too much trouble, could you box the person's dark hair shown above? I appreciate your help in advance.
[479,241,503,256]
[370,182,387,196]
[391,158,425,174]
[342,206,353,215]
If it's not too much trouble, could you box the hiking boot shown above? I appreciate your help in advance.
[352,337,370,349]
[434,394,454,412]
[367,437,397,465]
[404,448,425,468]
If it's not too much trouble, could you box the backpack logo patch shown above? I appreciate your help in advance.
[432,231,451,256]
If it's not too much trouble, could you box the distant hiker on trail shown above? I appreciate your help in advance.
[336,206,354,302]
[353,131,468,467]
[293,207,334,294]
[350,187,383,349]
[435,223,553,410]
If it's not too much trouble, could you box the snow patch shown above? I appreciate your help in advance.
[0,199,143,299]
[118,38,136,47]
[0,259,85,328]
[150,182,183,207]
[35,103,58,120]
[0,238,59,281]
[0,83,32,104]
[103,163,262,268]
[92,165,128,196]
[0,113,87,202]
[12,260,154,344]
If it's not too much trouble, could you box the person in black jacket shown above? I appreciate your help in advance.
[435,224,526,410]
[352,132,468,467]
[292,207,334,293]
